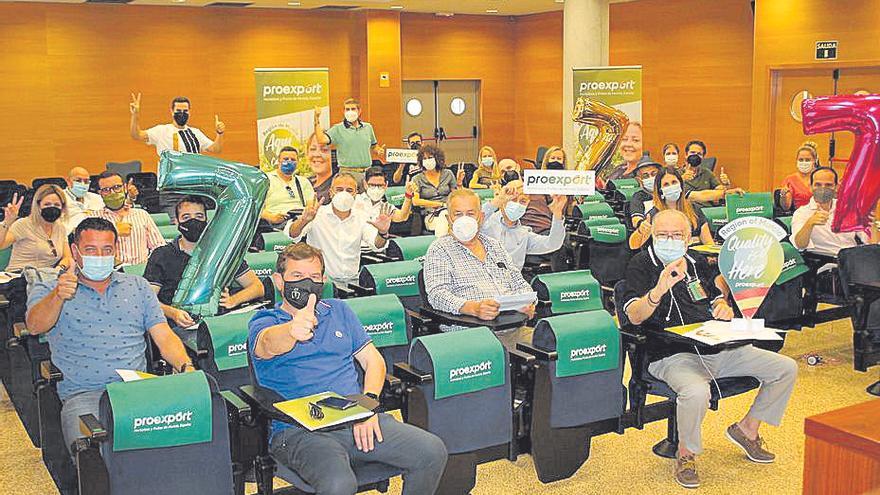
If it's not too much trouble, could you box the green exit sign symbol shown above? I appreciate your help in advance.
[816,41,838,60]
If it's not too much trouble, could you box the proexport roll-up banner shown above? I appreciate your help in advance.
[255,68,330,174]
[572,66,642,175]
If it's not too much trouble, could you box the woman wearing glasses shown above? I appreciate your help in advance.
[1,184,72,330]
[629,167,713,250]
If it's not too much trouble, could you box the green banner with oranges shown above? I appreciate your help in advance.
[254,68,330,174]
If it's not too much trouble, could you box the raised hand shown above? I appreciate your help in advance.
[490,185,510,209]
[369,203,393,234]
[456,167,465,187]
[810,209,831,226]
[548,194,567,218]
[215,114,225,135]
[313,106,322,124]
[681,167,695,181]
[656,257,688,294]
[300,199,319,225]
[405,181,418,197]
[3,193,23,223]
[376,144,386,159]
[719,166,731,186]
[127,178,139,200]
[289,294,318,342]
[130,92,141,115]
[54,269,78,301]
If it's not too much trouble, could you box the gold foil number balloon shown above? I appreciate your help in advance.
[157,151,270,316]
[572,96,629,182]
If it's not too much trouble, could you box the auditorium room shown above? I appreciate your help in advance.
[0,0,878,493]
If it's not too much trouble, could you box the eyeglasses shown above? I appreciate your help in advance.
[47,239,57,258]
[98,184,124,195]
[308,402,324,420]
[655,233,686,242]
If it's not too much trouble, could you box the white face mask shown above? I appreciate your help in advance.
[365,186,386,202]
[642,176,656,192]
[481,156,494,168]
[451,216,479,242]
[664,154,678,167]
[331,191,355,212]
[422,158,437,171]
[797,159,814,174]
[344,109,359,123]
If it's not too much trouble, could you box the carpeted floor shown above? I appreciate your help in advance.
[0,315,875,494]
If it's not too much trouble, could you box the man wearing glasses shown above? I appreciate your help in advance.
[63,166,104,233]
[623,209,797,489]
[261,146,316,228]
[248,242,446,495]
[92,171,164,265]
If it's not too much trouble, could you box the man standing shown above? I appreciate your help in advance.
[315,99,385,177]
[249,242,447,495]
[63,166,104,233]
[286,173,392,286]
[129,94,225,155]
[26,218,192,452]
[261,146,317,228]
[92,171,165,265]
[791,167,875,255]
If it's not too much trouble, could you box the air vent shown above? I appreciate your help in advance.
[205,1,253,6]
[314,4,360,10]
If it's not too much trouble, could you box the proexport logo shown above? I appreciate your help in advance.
[262,83,323,98]
[253,268,273,277]
[735,206,765,214]
[579,80,637,93]
[570,344,607,361]
[560,289,591,302]
[133,410,194,433]
[595,226,620,236]
[781,257,796,271]
[364,321,394,336]
[227,342,247,357]
[385,275,416,288]
[449,360,492,382]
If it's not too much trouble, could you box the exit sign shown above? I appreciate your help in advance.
[816,41,838,60]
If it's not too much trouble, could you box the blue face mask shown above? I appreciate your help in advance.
[642,176,655,192]
[654,238,687,265]
[504,200,527,222]
[279,160,297,176]
[79,255,115,281]
[661,183,682,202]
[71,182,89,198]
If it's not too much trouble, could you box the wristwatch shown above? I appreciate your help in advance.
[178,362,194,373]
[364,392,379,401]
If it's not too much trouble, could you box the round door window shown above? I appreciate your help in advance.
[450,97,466,116]
[406,98,423,117]
[789,90,812,123]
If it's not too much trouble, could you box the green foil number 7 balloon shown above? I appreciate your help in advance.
[157,151,270,316]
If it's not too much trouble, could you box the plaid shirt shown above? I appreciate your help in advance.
[424,234,532,314]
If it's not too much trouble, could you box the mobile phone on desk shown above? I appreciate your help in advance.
[316,396,358,411]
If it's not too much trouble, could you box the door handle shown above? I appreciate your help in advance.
[438,127,447,142]
[472,126,477,138]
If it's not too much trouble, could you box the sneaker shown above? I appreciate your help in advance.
[674,455,700,489]
[726,423,776,463]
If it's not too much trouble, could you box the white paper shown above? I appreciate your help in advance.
[115,369,157,382]
[494,292,537,312]
[0,272,21,284]
[681,319,783,346]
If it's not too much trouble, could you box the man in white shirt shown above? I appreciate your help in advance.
[129,94,225,155]
[285,173,392,286]
[261,146,316,228]
[354,166,415,252]
[791,167,873,256]
[63,166,104,233]
[480,180,566,271]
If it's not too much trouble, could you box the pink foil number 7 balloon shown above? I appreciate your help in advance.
[802,94,880,233]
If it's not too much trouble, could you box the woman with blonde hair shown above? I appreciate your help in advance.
[469,145,500,189]
[1,184,73,329]
[779,143,819,210]
[540,146,567,170]
[629,167,713,249]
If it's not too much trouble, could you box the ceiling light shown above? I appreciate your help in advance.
[555,0,564,3]
[287,1,300,5]
[435,12,454,17]
[173,0,186,3]
[486,8,498,13]
[390,4,403,9]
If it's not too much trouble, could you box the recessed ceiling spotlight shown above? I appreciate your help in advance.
[390,4,403,9]
[287,1,301,5]
[435,12,454,17]
[486,8,498,13]
[173,0,186,3]
[555,0,564,3]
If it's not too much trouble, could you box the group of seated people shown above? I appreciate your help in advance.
[5,103,880,493]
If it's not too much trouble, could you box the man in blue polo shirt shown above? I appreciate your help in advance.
[315,98,385,178]
[248,242,446,495]
[26,217,193,453]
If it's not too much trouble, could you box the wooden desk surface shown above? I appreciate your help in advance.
[804,399,880,458]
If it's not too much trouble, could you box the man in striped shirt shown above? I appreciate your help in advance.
[129,94,225,156]
[92,171,165,265]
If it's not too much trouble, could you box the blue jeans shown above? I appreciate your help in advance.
[269,413,447,495]
[60,389,104,455]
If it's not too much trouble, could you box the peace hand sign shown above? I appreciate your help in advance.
[130,92,141,115]
[3,193,23,224]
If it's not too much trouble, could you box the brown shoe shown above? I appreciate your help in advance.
[726,423,776,463]
[674,455,700,489]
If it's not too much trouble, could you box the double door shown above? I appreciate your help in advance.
[401,80,480,165]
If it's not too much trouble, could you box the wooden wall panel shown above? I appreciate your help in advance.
[609,0,754,188]
[513,12,563,165]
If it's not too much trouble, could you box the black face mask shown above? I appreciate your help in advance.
[173,111,189,126]
[40,206,62,223]
[177,218,207,242]
[409,142,422,150]
[282,278,325,309]
[686,154,702,167]
[501,170,521,185]
[546,161,565,170]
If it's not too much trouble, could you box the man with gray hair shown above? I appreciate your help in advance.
[623,209,798,489]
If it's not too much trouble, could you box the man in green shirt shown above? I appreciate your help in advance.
[315,98,385,178]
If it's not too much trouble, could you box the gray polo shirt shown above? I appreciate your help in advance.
[326,120,377,170]
[26,272,166,400]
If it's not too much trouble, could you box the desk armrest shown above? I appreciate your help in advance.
[419,306,527,332]
[220,390,251,422]
[516,342,557,362]
[79,414,107,442]
[801,251,838,268]
[39,360,63,383]
[384,372,401,389]
[392,362,433,385]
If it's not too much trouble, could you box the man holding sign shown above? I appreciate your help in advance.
[249,243,447,495]
[623,209,797,489]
